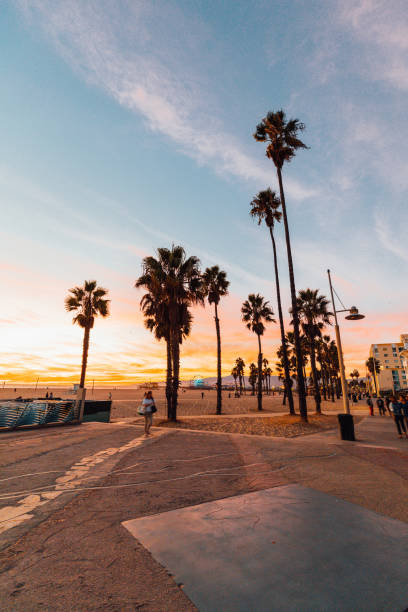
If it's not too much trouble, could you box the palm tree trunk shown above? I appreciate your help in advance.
[214,303,222,415]
[79,326,90,388]
[372,370,378,395]
[165,338,173,419]
[270,228,295,415]
[276,167,307,421]
[309,336,321,414]
[171,337,180,421]
[257,335,263,411]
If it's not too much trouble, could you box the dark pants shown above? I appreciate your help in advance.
[394,415,406,435]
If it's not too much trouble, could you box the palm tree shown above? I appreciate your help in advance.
[366,357,380,395]
[262,357,269,394]
[202,266,229,414]
[241,294,275,411]
[235,357,246,395]
[295,289,333,414]
[250,188,295,415]
[254,110,308,421]
[248,363,258,395]
[65,280,110,389]
[350,369,360,391]
[136,246,203,421]
[137,288,192,416]
[231,366,239,393]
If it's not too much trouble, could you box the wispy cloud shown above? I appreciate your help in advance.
[15,0,317,201]
[337,0,408,90]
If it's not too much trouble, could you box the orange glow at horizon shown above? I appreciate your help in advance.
[1,283,402,385]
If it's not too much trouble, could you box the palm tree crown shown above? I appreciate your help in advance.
[253,109,308,169]
[241,294,275,336]
[295,289,332,334]
[202,266,229,305]
[65,280,110,327]
[250,188,282,228]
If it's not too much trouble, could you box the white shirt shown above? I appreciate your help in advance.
[142,398,154,412]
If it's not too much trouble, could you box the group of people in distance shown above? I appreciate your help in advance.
[366,393,408,439]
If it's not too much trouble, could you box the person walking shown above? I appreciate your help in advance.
[366,396,374,416]
[140,391,156,436]
[385,396,391,415]
[389,395,407,439]
[399,395,408,430]
[376,397,385,416]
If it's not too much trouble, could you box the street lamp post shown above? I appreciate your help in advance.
[327,270,365,440]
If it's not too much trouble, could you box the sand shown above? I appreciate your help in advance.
[0,386,368,420]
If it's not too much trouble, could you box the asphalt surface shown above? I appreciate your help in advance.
[0,416,407,611]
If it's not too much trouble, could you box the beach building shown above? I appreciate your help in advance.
[368,334,408,393]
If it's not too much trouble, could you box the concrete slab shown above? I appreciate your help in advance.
[123,484,408,612]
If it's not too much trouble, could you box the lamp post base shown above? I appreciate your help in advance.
[337,413,355,441]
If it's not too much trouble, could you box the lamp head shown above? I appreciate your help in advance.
[345,306,365,321]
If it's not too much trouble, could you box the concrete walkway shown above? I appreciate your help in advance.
[1,415,407,610]
[124,484,408,612]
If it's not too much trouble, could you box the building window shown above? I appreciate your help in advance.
[384,353,389,357]
[385,360,389,363]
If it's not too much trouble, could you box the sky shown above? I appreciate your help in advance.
[1,0,407,385]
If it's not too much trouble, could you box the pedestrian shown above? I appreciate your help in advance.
[385,396,391,415]
[399,395,408,430]
[201,392,204,399]
[108,392,112,400]
[46,391,49,399]
[139,391,156,436]
[376,397,385,416]
[366,396,374,416]
[352,393,357,404]
[389,395,407,439]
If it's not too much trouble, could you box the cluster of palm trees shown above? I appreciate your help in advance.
[64,109,350,424]
[232,358,273,397]
[276,331,341,409]
[135,248,230,420]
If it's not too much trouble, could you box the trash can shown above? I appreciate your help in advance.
[337,413,355,441]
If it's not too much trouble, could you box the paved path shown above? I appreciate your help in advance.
[0,416,407,610]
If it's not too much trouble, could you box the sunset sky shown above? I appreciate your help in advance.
[1,1,407,385]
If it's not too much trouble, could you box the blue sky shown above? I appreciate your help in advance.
[1,0,407,383]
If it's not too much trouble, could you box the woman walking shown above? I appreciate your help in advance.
[140,391,156,436]
[389,395,407,439]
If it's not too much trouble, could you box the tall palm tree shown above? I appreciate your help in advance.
[136,246,203,421]
[250,188,295,415]
[241,294,275,411]
[295,289,333,414]
[202,266,229,414]
[65,280,110,389]
[366,357,380,395]
[254,110,308,421]
[138,289,192,416]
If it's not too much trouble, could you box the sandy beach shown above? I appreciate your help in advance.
[0,386,362,419]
